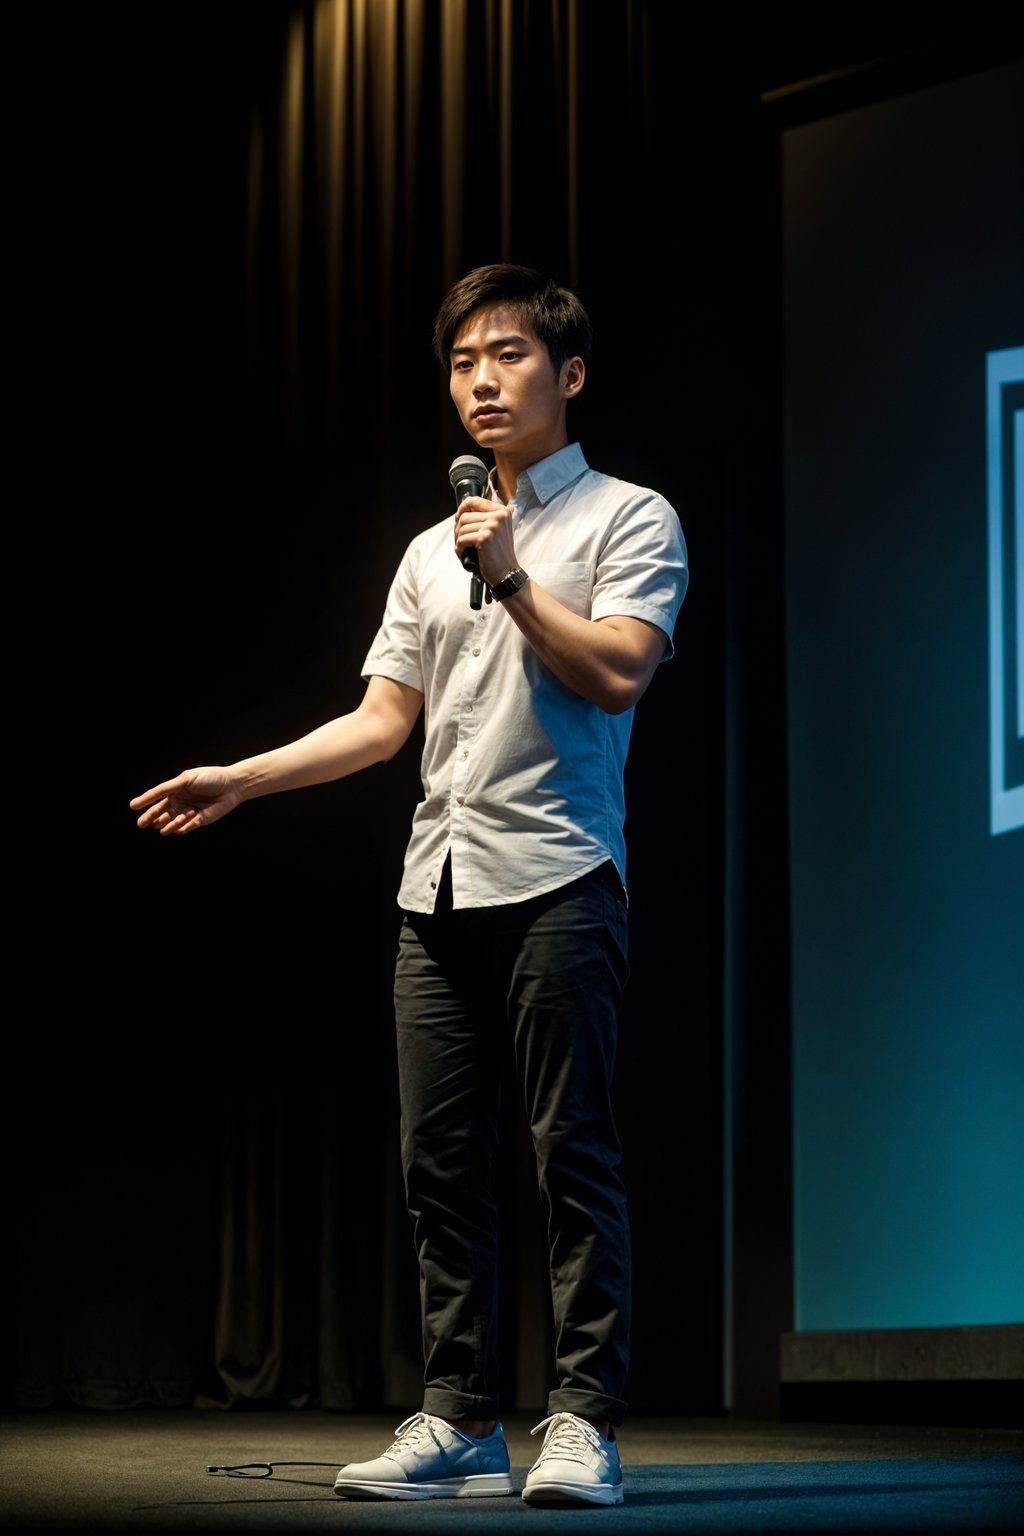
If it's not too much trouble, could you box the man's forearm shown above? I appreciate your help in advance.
[496,578,665,714]
[235,678,423,800]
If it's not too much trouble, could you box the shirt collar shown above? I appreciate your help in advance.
[487,442,589,508]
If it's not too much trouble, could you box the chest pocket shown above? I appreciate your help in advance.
[529,561,591,618]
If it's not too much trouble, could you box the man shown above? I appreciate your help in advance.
[131,264,688,1506]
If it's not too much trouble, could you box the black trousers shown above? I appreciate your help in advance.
[393,859,632,1426]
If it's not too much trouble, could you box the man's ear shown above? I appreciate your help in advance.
[562,357,585,397]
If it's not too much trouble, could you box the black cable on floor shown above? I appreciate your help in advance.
[207,1462,339,1478]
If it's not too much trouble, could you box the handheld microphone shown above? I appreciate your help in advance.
[449,455,490,610]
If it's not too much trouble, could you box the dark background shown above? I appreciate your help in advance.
[11,8,1020,1423]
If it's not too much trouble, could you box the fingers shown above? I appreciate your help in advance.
[455,502,513,563]
[130,779,182,812]
[454,497,505,540]
[133,797,186,833]
[131,784,203,834]
[138,804,203,835]
[158,810,203,836]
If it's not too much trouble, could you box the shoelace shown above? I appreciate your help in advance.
[385,1412,446,1459]
[531,1412,601,1463]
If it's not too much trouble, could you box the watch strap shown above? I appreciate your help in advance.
[489,567,529,601]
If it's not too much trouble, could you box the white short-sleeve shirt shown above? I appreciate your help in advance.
[362,442,688,912]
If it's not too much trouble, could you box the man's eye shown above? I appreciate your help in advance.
[499,351,521,362]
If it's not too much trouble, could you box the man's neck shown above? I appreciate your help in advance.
[492,437,568,505]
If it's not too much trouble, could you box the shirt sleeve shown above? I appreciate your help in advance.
[360,537,426,691]
[589,488,689,659]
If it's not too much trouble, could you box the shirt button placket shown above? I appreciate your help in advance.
[451,616,484,873]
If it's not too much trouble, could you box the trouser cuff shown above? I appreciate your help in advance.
[547,1388,628,1427]
[422,1388,501,1421]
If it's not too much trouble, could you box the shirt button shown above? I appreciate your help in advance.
[456,795,465,806]
[472,647,481,657]
[464,703,474,713]
[462,749,469,759]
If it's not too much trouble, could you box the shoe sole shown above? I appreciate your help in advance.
[522,1480,624,1507]
[335,1474,513,1500]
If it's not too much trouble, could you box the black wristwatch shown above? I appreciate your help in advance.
[489,567,529,601]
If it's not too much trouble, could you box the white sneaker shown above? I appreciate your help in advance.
[522,1411,624,1506]
[333,1412,513,1500]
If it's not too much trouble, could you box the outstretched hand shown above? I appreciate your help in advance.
[130,766,243,835]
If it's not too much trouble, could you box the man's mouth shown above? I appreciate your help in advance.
[473,406,506,419]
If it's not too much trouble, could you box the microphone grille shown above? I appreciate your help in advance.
[449,455,488,491]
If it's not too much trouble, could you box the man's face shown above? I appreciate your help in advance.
[448,303,580,467]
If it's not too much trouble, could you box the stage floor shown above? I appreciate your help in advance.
[1,1409,1022,1533]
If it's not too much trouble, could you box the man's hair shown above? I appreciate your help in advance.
[432,263,593,377]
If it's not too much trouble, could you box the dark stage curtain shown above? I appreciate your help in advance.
[12,0,762,1416]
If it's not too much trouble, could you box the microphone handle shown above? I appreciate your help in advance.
[455,480,488,609]
[461,543,483,607]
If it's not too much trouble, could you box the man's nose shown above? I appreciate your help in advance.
[474,361,497,393]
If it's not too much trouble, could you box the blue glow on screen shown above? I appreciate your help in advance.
[784,63,1024,1334]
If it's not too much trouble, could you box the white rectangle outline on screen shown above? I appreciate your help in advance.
[987,344,1024,835]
